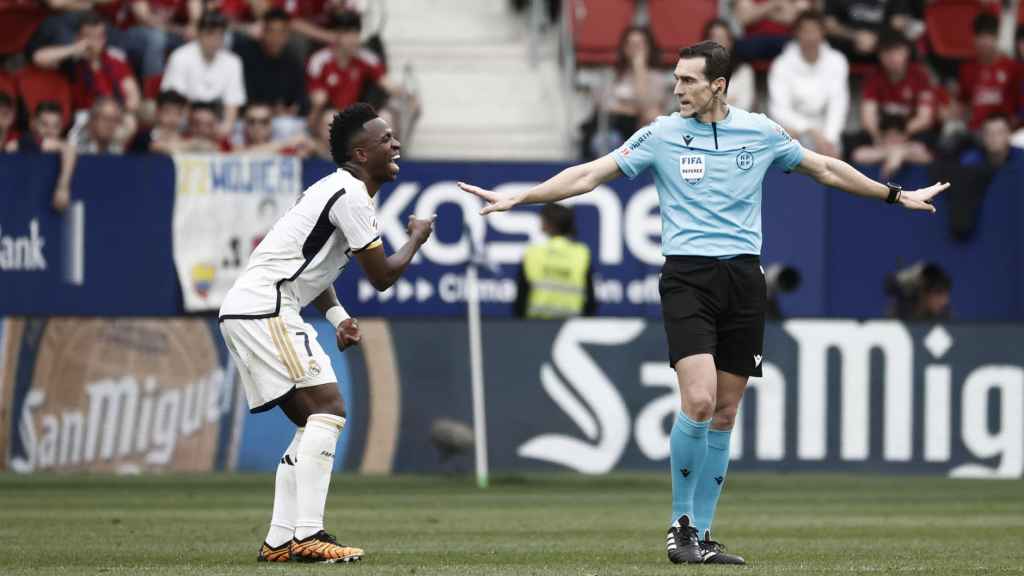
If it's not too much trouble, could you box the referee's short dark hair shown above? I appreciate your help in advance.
[678,41,732,89]
[329,103,378,166]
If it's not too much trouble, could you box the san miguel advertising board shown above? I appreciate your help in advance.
[2,317,1020,478]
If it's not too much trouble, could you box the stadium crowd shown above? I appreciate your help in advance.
[579,0,1024,234]
[0,0,415,183]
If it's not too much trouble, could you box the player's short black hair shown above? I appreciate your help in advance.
[264,7,290,24]
[329,10,362,32]
[540,203,576,238]
[329,102,378,166]
[157,90,187,108]
[198,10,228,31]
[678,40,732,88]
[0,91,13,108]
[878,28,911,53]
[34,100,62,118]
[794,9,825,31]
[77,11,104,31]
[973,12,999,36]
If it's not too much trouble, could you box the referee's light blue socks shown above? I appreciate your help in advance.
[693,428,733,540]
[670,410,710,527]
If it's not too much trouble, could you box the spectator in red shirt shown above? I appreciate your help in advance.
[958,12,1017,131]
[861,31,936,142]
[306,11,401,119]
[851,30,934,177]
[0,92,18,152]
[33,12,142,116]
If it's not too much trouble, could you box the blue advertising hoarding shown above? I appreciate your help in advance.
[2,155,1022,319]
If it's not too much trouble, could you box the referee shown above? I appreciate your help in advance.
[459,40,946,565]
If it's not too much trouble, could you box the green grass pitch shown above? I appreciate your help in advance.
[1,472,1022,575]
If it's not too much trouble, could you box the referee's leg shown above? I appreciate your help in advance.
[668,354,716,517]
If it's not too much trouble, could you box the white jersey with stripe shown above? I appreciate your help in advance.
[219,168,382,319]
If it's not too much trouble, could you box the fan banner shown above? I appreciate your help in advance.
[172,154,302,312]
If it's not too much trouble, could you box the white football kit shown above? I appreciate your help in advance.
[219,168,382,412]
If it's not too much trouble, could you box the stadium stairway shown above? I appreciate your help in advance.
[384,0,572,161]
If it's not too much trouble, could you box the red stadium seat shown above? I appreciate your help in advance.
[647,0,717,66]
[569,0,636,66]
[0,1,48,56]
[15,66,72,129]
[924,0,991,60]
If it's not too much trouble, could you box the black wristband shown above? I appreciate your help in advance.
[885,182,902,204]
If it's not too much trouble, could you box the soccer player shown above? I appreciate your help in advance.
[219,103,434,563]
[459,41,947,565]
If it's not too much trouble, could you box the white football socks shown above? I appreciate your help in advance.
[265,427,303,548]
[294,413,345,540]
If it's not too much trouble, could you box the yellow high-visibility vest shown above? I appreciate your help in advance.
[523,236,590,319]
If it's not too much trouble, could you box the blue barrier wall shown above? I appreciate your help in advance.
[2,154,1021,319]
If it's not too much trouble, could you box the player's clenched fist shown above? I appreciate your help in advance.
[407,214,436,244]
[337,318,361,351]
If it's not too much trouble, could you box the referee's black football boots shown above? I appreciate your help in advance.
[666,515,702,564]
[699,531,746,565]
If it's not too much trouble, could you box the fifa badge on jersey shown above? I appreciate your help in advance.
[736,150,754,170]
[679,154,706,184]
[308,359,321,377]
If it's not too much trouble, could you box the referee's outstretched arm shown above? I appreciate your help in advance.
[793,147,948,212]
[457,155,623,214]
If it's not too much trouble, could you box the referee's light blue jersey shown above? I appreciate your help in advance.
[611,107,804,257]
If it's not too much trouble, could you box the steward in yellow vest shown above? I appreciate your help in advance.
[514,204,596,318]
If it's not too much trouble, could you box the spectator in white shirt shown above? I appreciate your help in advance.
[161,11,246,137]
[768,10,849,157]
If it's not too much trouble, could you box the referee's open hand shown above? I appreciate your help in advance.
[337,318,361,351]
[458,181,520,214]
[900,181,949,213]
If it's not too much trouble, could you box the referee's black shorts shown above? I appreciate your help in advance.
[658,254,766,378]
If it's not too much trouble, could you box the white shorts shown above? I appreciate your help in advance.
[219,308,337,412]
